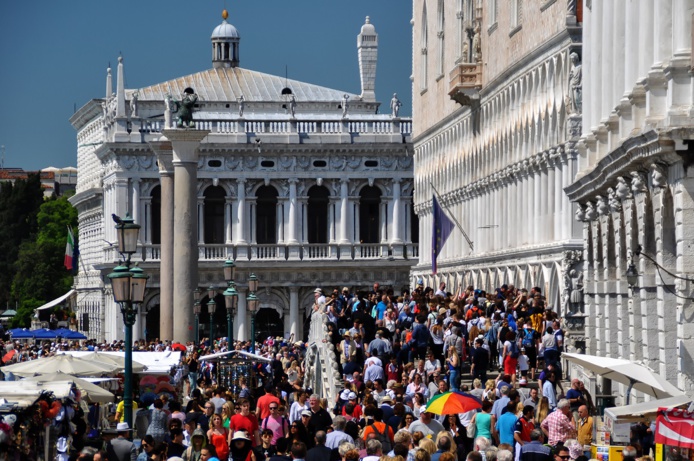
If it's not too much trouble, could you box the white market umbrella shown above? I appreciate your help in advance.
[563,352,684,403]
[23,372,115,404]
[1,354,119,377]
[74,352,147,373]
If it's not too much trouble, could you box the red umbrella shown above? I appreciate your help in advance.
[171,343,187,352]
[2,349,16,364]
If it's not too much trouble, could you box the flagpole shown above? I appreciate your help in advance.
[430,182,474,251]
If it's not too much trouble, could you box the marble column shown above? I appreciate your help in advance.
[149,139,175,341]
[547,160,555,241]
[225,196,233,244]
[675,166,694,393]
[391,179,403,258]
[340,178,359,245]
[236,287,247,341]
[197,197,205,245]
[289,287,300,340]
[638,0,655,80]
[132,178,141,242]
[163,128,208,343]
[236,179,249,259]
[287,179,300,259]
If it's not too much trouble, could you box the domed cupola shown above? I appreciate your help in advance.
[211,9,240,68]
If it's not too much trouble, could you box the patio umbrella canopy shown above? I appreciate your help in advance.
[563,352,684,401]
[1,354,119,377]
[8,328,33,339]
[425,391,483,415]
[23,372,115,404]
[74,352,147,373]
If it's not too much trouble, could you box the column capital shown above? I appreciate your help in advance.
[162,129,209,164]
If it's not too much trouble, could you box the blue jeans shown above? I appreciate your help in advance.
[188,372,198,395]
[449,369,460,391]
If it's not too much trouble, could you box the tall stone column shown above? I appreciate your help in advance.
[132,178,141,242]
[339,179,350,245]
[287,179,300,260]
[236,179,249,259]
[162,129,208,343]
[225,196,233,244]
[236,287,247,341]
[197,197,205,245]
[391,178,403,257]
[149,139,175,341]
[289,287,300,340]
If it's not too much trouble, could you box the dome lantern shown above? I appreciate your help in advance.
[211,9,240,68]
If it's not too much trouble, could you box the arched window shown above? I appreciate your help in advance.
[420,2,428,90]
[204,186,225,244]
[359,186,382,244]
[437,0,445,77]
[256,186,278,244]
[150,185,161,245]
[307,185,330,244]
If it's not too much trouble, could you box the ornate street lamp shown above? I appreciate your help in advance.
[625,262,639,290]
[224,282,238,347]
[207,286,217,345]
[223,259,237,346]
[247,273,259,353]
[193,288,202,344]
[107,213,148,432]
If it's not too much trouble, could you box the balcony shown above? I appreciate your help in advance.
[448,63,482,107]
[118,242,419,263]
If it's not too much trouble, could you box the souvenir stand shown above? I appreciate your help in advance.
[199,350,272,401]
[655,407,694,461]
[594,396,692,461]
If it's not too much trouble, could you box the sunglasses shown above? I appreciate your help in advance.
[557,456,571,460]
[269,407,278,410]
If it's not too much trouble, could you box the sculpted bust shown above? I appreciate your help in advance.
[607,187,622,212]
[615,176,632,200]
[651,163,667,188]
[630,171,648,193]
[596,195,609,216]
[584,201,597,221]
[575,204,585,222]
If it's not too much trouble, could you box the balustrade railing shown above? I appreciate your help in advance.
[104,243,418,263]
[133,117,412,138]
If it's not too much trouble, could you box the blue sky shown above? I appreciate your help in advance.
[0,1,413,171]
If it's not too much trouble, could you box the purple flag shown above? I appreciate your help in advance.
[432,195,455,274]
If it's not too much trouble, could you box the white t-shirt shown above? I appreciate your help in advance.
[518,354,529,371]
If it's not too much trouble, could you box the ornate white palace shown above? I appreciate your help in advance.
[69,13,416,343]
[411,1,583,314]
[566,1,694,396]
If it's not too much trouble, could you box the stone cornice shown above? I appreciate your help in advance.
[565,129,683,202]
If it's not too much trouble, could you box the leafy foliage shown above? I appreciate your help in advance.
[10,193,77,328]
[0,175,44,309]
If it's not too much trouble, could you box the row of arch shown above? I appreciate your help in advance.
[414,261,562,312]
[150,184,416,245]
[415,49,571,204]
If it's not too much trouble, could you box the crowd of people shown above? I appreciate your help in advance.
[0,281,657,461]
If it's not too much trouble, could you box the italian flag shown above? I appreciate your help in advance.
[64,227,75,271]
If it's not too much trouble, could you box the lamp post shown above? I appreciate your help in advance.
[207,286,217,346]
[247,273,259,353]
[107,214,149,431]
[223,259,237,347]
[193,288,202,344]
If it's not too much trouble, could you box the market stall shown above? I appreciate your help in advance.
[655,407,694,461]
[591,395,693,461]
[199,350,271,401]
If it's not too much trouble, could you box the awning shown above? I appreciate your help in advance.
[199,350,272,363]
[605,395,693,422]
[0,310,17,318]
[35,290,76,311]
[656,407,694,448]
[66,351,182,374]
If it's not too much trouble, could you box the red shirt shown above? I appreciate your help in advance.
[256,394,280,420]
[386,363,400,382]
[229,413,260,446]
[342,403,363,420]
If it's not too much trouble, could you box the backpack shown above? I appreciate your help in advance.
[522,328,535,348]
[370,422,392,452]
[508,340,520,359]
[485,323,498,345]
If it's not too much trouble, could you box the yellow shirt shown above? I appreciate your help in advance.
[578,416,593,446]
[116,400,139,422]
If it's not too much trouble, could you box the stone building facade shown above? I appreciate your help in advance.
[565,0,694,397]
[69,14,416,343]
[412,1,583,314]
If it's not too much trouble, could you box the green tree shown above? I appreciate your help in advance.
[10,194,77,327]
[0,174,44,308]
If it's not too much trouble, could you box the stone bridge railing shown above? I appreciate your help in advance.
[303,309,342,411]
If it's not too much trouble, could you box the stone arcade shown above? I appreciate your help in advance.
[69,13,416,343]
[567,0,694,398]
[411,1,583,318]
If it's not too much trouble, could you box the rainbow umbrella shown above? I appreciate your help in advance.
[425,391,483,415]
